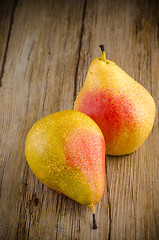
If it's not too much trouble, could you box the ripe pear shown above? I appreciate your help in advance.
[25,110,105,228]
[74,45,156,156]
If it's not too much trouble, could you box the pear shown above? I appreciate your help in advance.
[25,110,105,228]
[74,45,156,156]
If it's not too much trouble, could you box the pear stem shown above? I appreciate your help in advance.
[99,44,106,62]
[93,214,97,229]
[99,44,104,52]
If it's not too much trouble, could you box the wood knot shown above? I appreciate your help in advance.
[34,197,39,207]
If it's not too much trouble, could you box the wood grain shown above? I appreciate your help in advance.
[0,0,16,86]
[0,0,159,239]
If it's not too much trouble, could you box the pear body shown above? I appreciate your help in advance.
[74,56,156,156]
[25,110,105,211]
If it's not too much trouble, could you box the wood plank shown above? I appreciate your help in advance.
[75,0,159,239]
[0,0,159,239]
[0,0,16,86]
[0,0,99,239]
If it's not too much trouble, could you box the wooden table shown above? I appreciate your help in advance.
[0,0,158,239]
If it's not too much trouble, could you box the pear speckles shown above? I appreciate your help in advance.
[25,110,105,217]
[74,46,156,155]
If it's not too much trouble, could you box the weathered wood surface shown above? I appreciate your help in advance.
[0,0,16,85]
[0,0,158,239]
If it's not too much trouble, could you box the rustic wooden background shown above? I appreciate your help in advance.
[0,0,159,239]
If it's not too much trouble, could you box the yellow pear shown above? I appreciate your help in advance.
[74,45,156,156]
[25,110,105,228]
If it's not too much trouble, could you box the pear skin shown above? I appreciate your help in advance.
[74,45,156,156]
[25,110,105,228]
